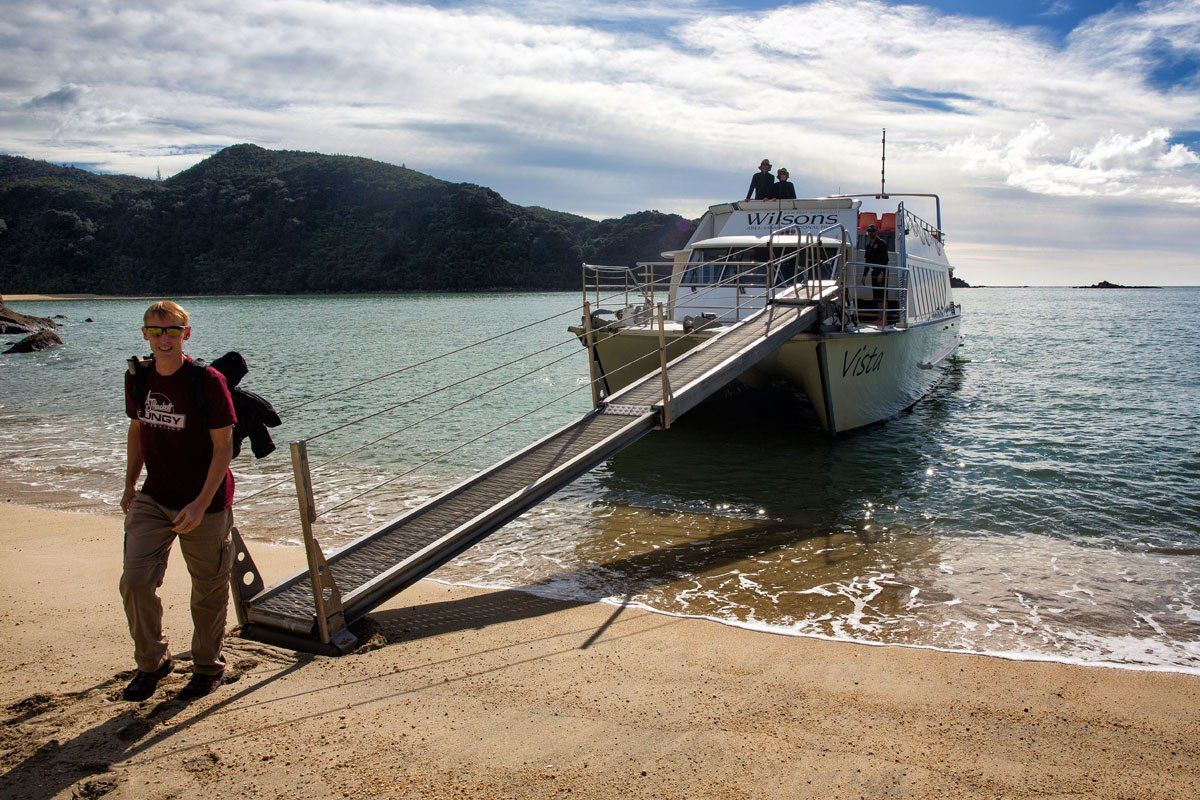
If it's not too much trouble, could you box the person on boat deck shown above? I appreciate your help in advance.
[746,158,775,200]
[770,168,796,199]
[863,223,890,318]
[119,300,237,703]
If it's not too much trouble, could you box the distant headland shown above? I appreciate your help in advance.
[0,145,696,294]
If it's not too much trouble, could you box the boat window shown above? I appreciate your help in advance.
[688,247,730,263]
[683,248,731,285]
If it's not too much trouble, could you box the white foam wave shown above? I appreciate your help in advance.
[424,576,1200,676]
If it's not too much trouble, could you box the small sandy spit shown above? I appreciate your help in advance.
[0,502,1196,799]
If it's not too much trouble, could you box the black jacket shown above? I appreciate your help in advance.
[864,236,889,265]
[210,352,282,459]
[770,180,796,199]
[746,171,775,200]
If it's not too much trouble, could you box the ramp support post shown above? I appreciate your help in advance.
[228,526,265,627]
[290,440,357,654]
[582,300,602,409]
[656,302,672,429]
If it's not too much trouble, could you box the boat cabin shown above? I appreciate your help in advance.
[661,196,951,328]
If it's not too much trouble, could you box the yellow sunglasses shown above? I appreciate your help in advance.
[142,325,186,339]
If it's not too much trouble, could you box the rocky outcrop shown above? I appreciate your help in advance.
[0,295,58,332]
[3,329,62,353]
[0,319,36,334]
[1075,280,1160,289]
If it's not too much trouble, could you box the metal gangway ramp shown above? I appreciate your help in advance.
[234,274,837,653]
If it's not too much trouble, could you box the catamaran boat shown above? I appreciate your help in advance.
[572,195,962,435]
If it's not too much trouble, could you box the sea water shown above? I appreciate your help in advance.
[2,288,1198,672]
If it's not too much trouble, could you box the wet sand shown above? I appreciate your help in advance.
[1,502,1197,799]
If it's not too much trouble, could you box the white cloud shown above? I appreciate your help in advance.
[1068,0,1200,90]
[1071,128,1199,173]
[0,0,1198,284]
[947,124,1200,203]
[1039,1,1073,17]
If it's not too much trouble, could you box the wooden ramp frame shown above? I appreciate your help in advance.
[235,289,828,653]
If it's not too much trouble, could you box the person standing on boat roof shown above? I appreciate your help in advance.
[770,167,796,199]
[119,300,237,703]
[746,158,775,200]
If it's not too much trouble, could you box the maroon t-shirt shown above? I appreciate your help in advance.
[124,358,237,512]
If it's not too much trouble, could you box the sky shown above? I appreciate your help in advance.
[2,0,1198,285]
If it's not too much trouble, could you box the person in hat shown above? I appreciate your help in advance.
[864,223,889,268]
[746,159,775,200]
[770,167,796,199]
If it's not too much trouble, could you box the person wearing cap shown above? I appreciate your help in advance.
[863,224,890,322]
[770,168,796,199]
[746,159,775,200]
[864,223,889,268]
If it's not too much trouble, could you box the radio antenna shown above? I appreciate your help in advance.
[879,128,888,199]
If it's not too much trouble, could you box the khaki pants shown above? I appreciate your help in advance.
[120,492,233,675]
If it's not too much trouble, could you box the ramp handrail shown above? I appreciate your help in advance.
[238,268,744,507]
[767,222,850,306]
[317,273,781,512]
[309,277,768,520]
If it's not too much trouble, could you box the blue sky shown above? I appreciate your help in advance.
[865,0,1123,35]
[2,0,1198,285]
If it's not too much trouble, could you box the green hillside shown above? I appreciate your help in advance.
[0,145,695,293]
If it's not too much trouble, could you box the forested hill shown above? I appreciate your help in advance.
[0,145,696,293]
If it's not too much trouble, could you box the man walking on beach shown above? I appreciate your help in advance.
[119,300,236,702]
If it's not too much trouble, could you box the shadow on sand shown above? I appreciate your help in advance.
[0,654,308,800]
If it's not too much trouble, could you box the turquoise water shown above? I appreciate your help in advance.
[2,289,1198,672]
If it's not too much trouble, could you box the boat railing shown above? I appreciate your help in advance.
[900,207,945,246]
[581,254,772,324]
[767,223,851,308]
[580,262,675,315]
[582,229,849,325]
[842,259,909,329]
[581,258,791,328]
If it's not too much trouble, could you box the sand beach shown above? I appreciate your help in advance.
[0,501,1197,799]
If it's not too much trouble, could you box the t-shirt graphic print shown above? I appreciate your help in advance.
[140,391,186,430]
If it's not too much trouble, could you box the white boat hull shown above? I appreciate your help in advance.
[588,313,961,434]
[797,316,961,433]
